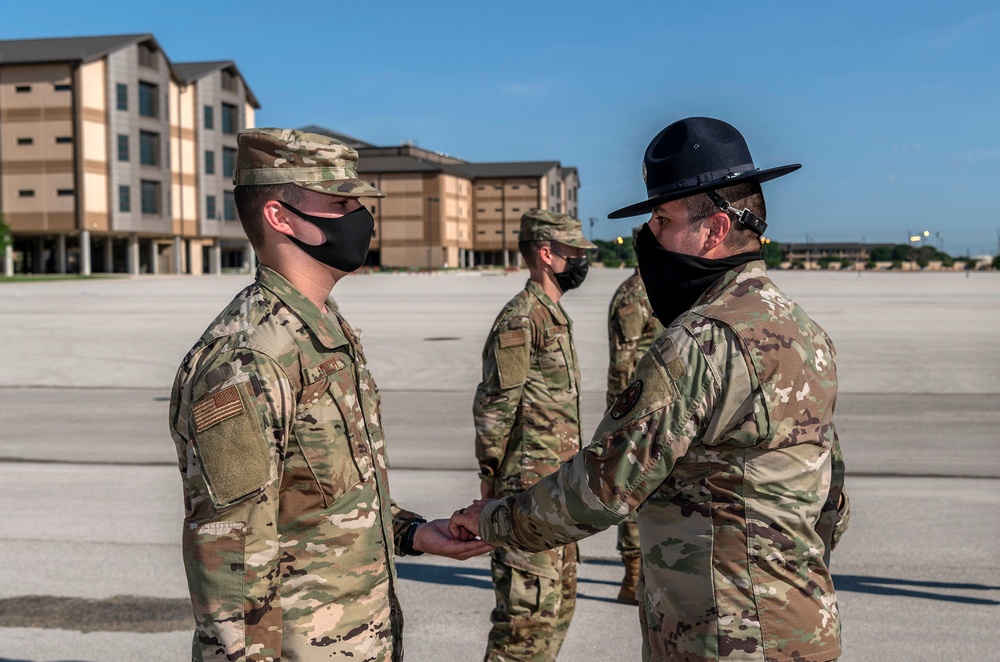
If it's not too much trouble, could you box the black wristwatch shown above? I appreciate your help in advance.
[399,518,427,556]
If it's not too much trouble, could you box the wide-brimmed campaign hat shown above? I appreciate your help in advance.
[608,117,800,219]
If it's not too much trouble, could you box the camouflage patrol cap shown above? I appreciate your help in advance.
[518,209,597,249]
[234,128,385,198]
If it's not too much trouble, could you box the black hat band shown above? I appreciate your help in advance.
[646,163,757,198]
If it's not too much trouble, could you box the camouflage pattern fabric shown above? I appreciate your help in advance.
[479,261,850,662]
[487,544,577,661]
[606,270,665,410]
[474,278,584,660]
[169,266,421,662]
[234,127,385,199]
[518,208,597,249]
[607,270,664,557]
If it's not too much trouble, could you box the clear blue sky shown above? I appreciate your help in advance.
[6,1,1000,256]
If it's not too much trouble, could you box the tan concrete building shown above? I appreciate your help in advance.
[0,34,258,276]
[302,126,582,269]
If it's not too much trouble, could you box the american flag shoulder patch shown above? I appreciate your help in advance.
[193,384,247,433]
[499,329,528,348]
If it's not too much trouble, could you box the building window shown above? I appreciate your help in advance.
[222,147,236,178]
[512,185,520,190]
[139,81,158,118]
[57,188,74,196]
[119,185,131,212]
[141,180,161,215]
[206,195,216,219]
[221,103,238,135]
[224,191,236,221]
[54,83,71,92]
[55,136,72,144]
[140,131,160,166]
[17,137,33,146]
[116,83,128,110]
[117,134,129,162]
[18,189,35,197]
[15,85,31,93]
[221,68,237,92]
[203,105,213,130]
[205,150,215,175]
[138,42,158,70]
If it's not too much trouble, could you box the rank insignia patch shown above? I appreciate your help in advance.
[610,379,643,420]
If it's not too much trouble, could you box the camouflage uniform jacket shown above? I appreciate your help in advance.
[480,261,851,661]
[474,279,583,577]
[607,270,665,409]
[169,266,420,662]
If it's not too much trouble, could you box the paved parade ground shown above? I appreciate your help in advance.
[1,268,998,661]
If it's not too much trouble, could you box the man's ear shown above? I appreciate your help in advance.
[536,243,554,268]
[262,200,295,237]
[703,212,731,251]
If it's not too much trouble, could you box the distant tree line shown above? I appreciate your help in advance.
[590,236,998,270]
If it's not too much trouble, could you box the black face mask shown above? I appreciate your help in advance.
[552,252,589,292]
[635,223,759,326]
[280,200,374,273]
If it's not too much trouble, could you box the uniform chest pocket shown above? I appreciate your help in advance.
[537,325,573,392]
[292,360,375,505]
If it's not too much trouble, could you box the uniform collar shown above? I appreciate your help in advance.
[697,259,768,303]
[525,279,569,326]
[256,266,350,350]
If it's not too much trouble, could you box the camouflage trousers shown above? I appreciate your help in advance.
[486,544,578,661]
[616,510,640,556]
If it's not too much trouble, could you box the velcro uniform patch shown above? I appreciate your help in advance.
[496,328,530,389]
[191,380,272,510]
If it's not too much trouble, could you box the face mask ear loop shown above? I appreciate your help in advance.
[705,190,767,235]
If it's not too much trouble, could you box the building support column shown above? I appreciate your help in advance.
[3,243,13,277]
[128,234,140,275]
[104,237,114,274]
[149,240,159,275]
[173,236,184,274]
[211,243,222,275]
[56,235,67,274]
[79,229,91,276]
[503,248,510,269]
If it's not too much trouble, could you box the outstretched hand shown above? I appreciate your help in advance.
[449,499,494,541]
[412,518,493,560]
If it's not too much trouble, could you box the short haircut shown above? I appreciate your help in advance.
[680,181,766,253]
[518,240,550,269]
[233,183,305,249]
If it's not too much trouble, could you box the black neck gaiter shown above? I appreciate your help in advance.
[634,223,760,326]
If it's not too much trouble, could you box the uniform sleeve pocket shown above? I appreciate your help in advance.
[191,380,272,510]
[618,303,644,341]
[496,328,531,389]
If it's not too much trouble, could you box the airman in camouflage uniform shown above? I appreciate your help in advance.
[474,209,596,661]
[169,128,489,662]
[455,118,850,661]
[606,234,665,605]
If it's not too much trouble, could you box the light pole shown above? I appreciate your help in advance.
[589,217,597,241]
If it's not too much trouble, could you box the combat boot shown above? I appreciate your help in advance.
[616,552,641,605]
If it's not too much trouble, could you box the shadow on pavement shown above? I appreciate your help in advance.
[835,574,1000,605]
[396,561,626,605]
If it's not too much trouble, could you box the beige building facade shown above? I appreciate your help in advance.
[302,129,582,270]
[0,34,258,276]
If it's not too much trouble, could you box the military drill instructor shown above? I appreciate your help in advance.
[473,209,595,661]
[169,128,491,662]
[454,117,851,662]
